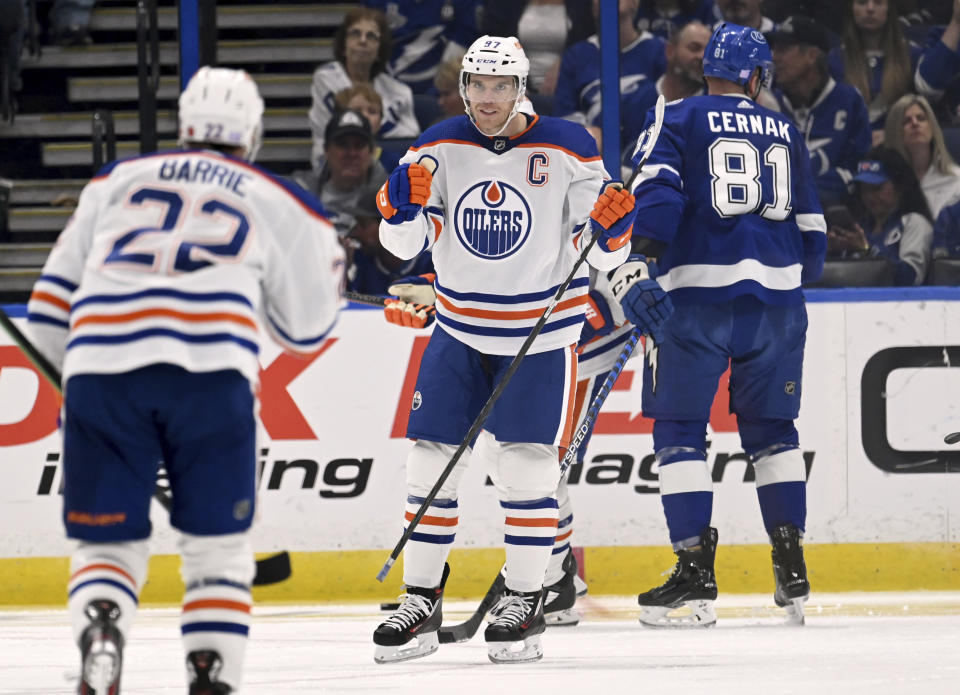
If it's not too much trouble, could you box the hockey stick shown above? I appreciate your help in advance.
[344,290,388,307]
[437,570,507,643]
[375,96,666,583]
[0,307,292,586]
[560,328,642,477]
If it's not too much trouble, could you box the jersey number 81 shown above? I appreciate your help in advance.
[708,137,791,221]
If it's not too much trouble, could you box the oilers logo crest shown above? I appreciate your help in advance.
[453,180,532,259]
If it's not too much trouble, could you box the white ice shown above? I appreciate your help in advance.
[1,593,958,694]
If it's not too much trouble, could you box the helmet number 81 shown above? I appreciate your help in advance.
[708,138,791,221]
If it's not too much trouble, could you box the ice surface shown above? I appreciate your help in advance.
[1,593,958,694]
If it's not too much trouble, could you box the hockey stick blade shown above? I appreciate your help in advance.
[0,307,293,586]
[438,571,506,644]
[626,94,666,191]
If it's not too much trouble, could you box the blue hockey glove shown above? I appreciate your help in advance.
[589,180,636,252]
[377,162,433,225]
[609,256,673,343]
[578,290,616,347]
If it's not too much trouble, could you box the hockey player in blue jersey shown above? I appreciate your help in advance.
[622,22,827,627]
[370,34,670,664]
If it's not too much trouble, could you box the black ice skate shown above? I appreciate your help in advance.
[77,599,123,695]
[544,551,583,626]
[187,650,232,694]
[771,523,810,626]
[484,588,546,663]
[373,563,449,664]
[637,527,719,628]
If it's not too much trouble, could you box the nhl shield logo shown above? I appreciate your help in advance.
[453,180,532,259]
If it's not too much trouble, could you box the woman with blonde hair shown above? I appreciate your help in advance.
[884,93,960,220]
[829,0,957,142]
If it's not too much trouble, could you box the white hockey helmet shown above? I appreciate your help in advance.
[459,35,530,135]
[178,66,265,161]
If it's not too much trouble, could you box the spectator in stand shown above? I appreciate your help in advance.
[714,0,776,32]
[762,0,843,34]
[364,0,481,94]
[768,16,872,207]
[884,94,960,220]
[342,192,435,296]
[309,7,420,165]
[481,0,596,96]
[830,0,958,142]
[619,20,710,160]
[634,0,716,39]
[829,147,933,285]
[553,0,666,151]
[49,0,96,46]
[433,55,467,122]
[333,83,405,172]
[914,0,960,123]
[294,109,388,238]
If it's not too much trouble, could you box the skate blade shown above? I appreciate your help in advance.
[373,632,439,664]
[782,596,808,626]
[638,600,717,629]
[573,575,588,598]
[83,648,121,691]
[545,607,580,627]
[487,634,544,664]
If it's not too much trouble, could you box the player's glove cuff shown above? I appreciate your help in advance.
[578,289,616,346]
[609,256,673,343]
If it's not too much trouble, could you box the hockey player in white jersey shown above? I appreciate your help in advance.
[371,35,670,664]
[26,67,344,694]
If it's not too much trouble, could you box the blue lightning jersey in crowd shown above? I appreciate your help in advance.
[554,32,666,142]
[629,94,827,306]
[366,0,482,93]
[770,78,871,206]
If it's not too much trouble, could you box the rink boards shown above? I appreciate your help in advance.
[1,287,958,605]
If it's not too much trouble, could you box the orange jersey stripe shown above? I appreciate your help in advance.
[515,141,602,163]
[73,308,257,331]
[436,293,587,320]
[505,517,559,528]
[560,345,579,449]
[555,529,573,543]
[69,563,137,587]
[30,290,70,312]
[183,599,251,614]
[404,511,458,527]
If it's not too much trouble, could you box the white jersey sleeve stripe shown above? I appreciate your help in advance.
[796,213,826,233]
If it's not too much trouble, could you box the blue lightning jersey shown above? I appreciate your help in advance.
[553,32,666,145]
[366,0,482,93]
[629,94,827,306]
[770,78,871,207]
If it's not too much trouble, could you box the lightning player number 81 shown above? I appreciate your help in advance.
[708,138,792,221]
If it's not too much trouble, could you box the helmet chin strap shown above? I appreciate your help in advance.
[464,94,524,137]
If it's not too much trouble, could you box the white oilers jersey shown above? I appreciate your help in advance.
[27,149,345,386]
[379,114,628,356]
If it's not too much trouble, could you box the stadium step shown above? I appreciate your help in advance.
[0,268,42,292]
[0,108,310,139]
[42,137,313,168]
[9,179,86,206]
[21,37,332,69]
[67,73,313,103]
[9,207,73,234]
[88,3,350,31]
[0,244,55,268]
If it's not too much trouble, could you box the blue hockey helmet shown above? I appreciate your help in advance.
[702,22,773,89]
